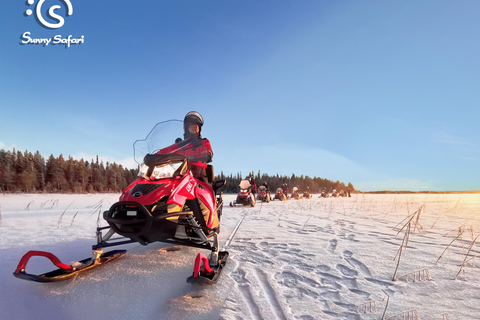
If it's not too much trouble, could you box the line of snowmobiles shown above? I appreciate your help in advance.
[229,182,276,207]
[319,188,349,198]
[288,187,312,200]
[13,120,228,284]
[230,183,314,206]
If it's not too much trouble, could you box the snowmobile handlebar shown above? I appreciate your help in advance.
[143,153,187,167]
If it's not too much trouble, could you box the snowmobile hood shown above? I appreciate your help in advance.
[119,179,175,205]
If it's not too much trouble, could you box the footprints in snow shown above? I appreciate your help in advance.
[230,237,376,319]
[226,214,393,319]
[328,239,338,253]
[336,263,359,277]
[342,250,372,278]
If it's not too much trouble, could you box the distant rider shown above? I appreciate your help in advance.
[249,177,257,195]
[263,181,269,192]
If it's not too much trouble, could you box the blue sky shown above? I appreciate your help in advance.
[1,1,479,191]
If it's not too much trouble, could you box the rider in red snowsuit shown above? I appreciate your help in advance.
[155,112,213,183]
[249,177,257,195]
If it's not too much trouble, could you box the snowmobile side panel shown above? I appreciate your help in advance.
[13,250,126,283]
[167,174,197,207]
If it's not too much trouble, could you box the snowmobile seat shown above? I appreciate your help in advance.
[213,180,226,194]
[206,165,225,194]
[206,164,214,184]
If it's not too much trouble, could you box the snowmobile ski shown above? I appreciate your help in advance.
[13,249,126,283]
[187,251,229,284]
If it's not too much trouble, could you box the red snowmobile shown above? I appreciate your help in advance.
[256,185,271,203]
[303,189,312,199]
[290,187,303,200]
[273,187,287,201]
[320,189,329,198]
[13,120,228,284]
[230,180,256,207]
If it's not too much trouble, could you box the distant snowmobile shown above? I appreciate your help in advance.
[13,120,228,284]
[230,180,256,207]
[303,189,312,199]
[290,187,303,200]
[273,188,287,201]
[320,189,329,198]
[256,185,271,203]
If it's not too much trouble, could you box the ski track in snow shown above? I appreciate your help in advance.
[2,193,480,320]
[219,194,480,320]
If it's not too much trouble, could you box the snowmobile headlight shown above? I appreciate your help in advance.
[151,161,183,180]
[138,161,183,180]
[138,163,149,178]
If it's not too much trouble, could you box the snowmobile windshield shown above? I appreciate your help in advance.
[239,180,251,190]
[258,186,266,192]
[133,120,184,165]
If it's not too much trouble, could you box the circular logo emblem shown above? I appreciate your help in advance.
[132,191,143,197]
[25,0,74,29]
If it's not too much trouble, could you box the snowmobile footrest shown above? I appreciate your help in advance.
[187,251,229,284]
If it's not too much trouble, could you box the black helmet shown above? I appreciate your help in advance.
[184,111,204,138]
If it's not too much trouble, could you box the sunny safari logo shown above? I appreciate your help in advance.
[21,0,84,48]
[25,0,73,29]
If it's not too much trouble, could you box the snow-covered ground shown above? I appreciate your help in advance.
[1,193,479,320]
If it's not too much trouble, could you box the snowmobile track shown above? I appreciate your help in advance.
[254,268,288,320]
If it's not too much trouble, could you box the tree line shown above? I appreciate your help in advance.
[0,149,137,193]
[217,170,354,194]
[0,149,354,194]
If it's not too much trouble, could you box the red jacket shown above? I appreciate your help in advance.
[157,137,213,169]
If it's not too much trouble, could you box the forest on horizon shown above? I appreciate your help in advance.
[0,149,354,194]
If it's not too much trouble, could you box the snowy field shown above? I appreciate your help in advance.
[1,193,479,320]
